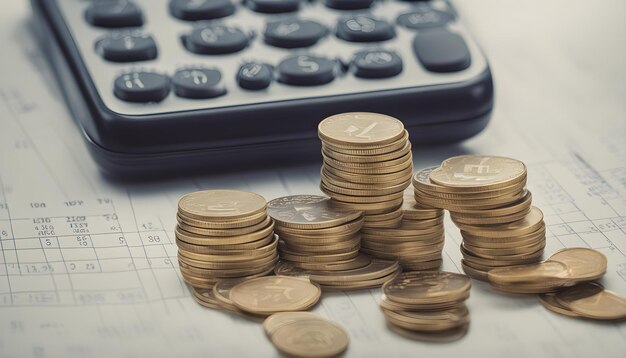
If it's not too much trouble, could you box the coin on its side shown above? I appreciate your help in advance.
[318,112,405,147]
[178,190,267,221]
[266,312,349,358]
[229,276,321,315]
[429,155,527,190]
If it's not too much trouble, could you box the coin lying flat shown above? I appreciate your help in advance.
[318,112,405,147]
[268,195,362,229]
[429,155,527,190]
[555,282,626,321]
[178,190,267,221]
[229,276,321,315]
[265,312,349,358]
[383,271,471,305]
[548,248,607,282]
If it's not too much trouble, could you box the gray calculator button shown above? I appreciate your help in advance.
[184,25,249,54]
[98,33,157,62]
[265,19,326,49]
[277,55,336,86]
[325,0,375,10]
[85,0,144,28]
[113,71,171,102]
[237,63,273,90]
[413,28,471,72]
[169,0,235,21]
[336,15,395,42]
[247,0,301,13]
[173,68,226,99]
[353,49,402,78]
[397,6,454,30]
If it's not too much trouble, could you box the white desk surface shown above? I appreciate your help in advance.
[0,1,625,357]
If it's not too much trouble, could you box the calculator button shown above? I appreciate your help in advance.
[336,15,395,42]
[265,20,326,49]
[169,0,235,21]
[184,25,249,54]
[98,33,157,62]
[352,49,402,78]
[113,72,171,102]
[172,68,226,99]
[325,0,375,10]
[397,6,454,30]
[85,0,144,28]
[277,55,336,86]
[237,63,273,90]
[413,29,471,72]
[247,0,301,13]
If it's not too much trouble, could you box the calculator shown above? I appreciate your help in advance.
[31,0,493,177]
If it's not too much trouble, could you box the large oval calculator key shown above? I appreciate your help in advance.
[113,71,171,102]
[277,55,336,86]
[98,33,157,62]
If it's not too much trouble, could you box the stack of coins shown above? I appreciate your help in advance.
[487,248,607,294]
[380,272,471,342]
[264,312,350,358]
[175,190,278,288]
[274,255,401,291]
[413,156,546,280]
[267,195,364,270]
[360,187,445,270]
[318,112,413,229]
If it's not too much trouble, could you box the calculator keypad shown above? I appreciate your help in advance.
[60,0,487,112]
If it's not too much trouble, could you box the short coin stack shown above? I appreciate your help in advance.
[360,187,445,271]
[264,312,350,358]
[318,112,413,229]
[274,255,401,291]
[380,272,471,342]
[175,190,278,288]
[267,195,364,271]
[539,282,626,321]
[487,248,607,294]
[413,156,545,280]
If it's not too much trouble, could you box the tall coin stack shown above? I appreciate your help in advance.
[267,195,365,272]
[413,156,546,281]
[380,272,471,341]
[318,112,413,230]
[360,188,445,271]
[175,190,278,289]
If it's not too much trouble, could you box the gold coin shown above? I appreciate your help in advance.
[319,267,401,290]
[361,231,445,244]
[321,186,405,204]
[538,294,580,318]
[487,260,570,287]
[178,190,267,221]
[177,216,272,237]
[322,141,412,164]
[290,254,373,272]
[331,197,404,214]
[321,175,409,196]
[459,207,544,238]
[460,224,546,245]
[362,225,442,237]
[380,293,469,311]
[461,243,544,262]
[450,207,531,225]
[280,247,360,264]
[463,239,545,257]
[322,130,409,155]
[449,191,533,216]
[386,322,469,342]
[429,155,527,190]
[179,261,277,279]
[461,260,488,281]
[462,249,541,268]
[399,216,444,230]
[324,154,413,175]
[402,187,442,219]
[267,195,362,230]
[415,189,527,210]
[383,271,471,305]
[322,166,413,186]
[178,251,278,270]
[275,215,364,236]
[275,257,398,284]
[213,278,245,306]
[363,207,404,222]
[268,313,350,358]
[230,276,321,315]
[382,308,469,332]
[548,248,607,282]
[175,222,275,245]
[401,259,443,271]
[361,248,442,263]
[323,151,413,171]
[361,216,404,229]
[175,234,277,255]
[177,210,267,229]
[555,283,626,321]
[263,312,321,337]
[318,112,404,147]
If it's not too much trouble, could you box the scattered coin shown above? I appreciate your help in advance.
[229,276,321,315]
[552,282,626,321]
[264,312,349,358]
